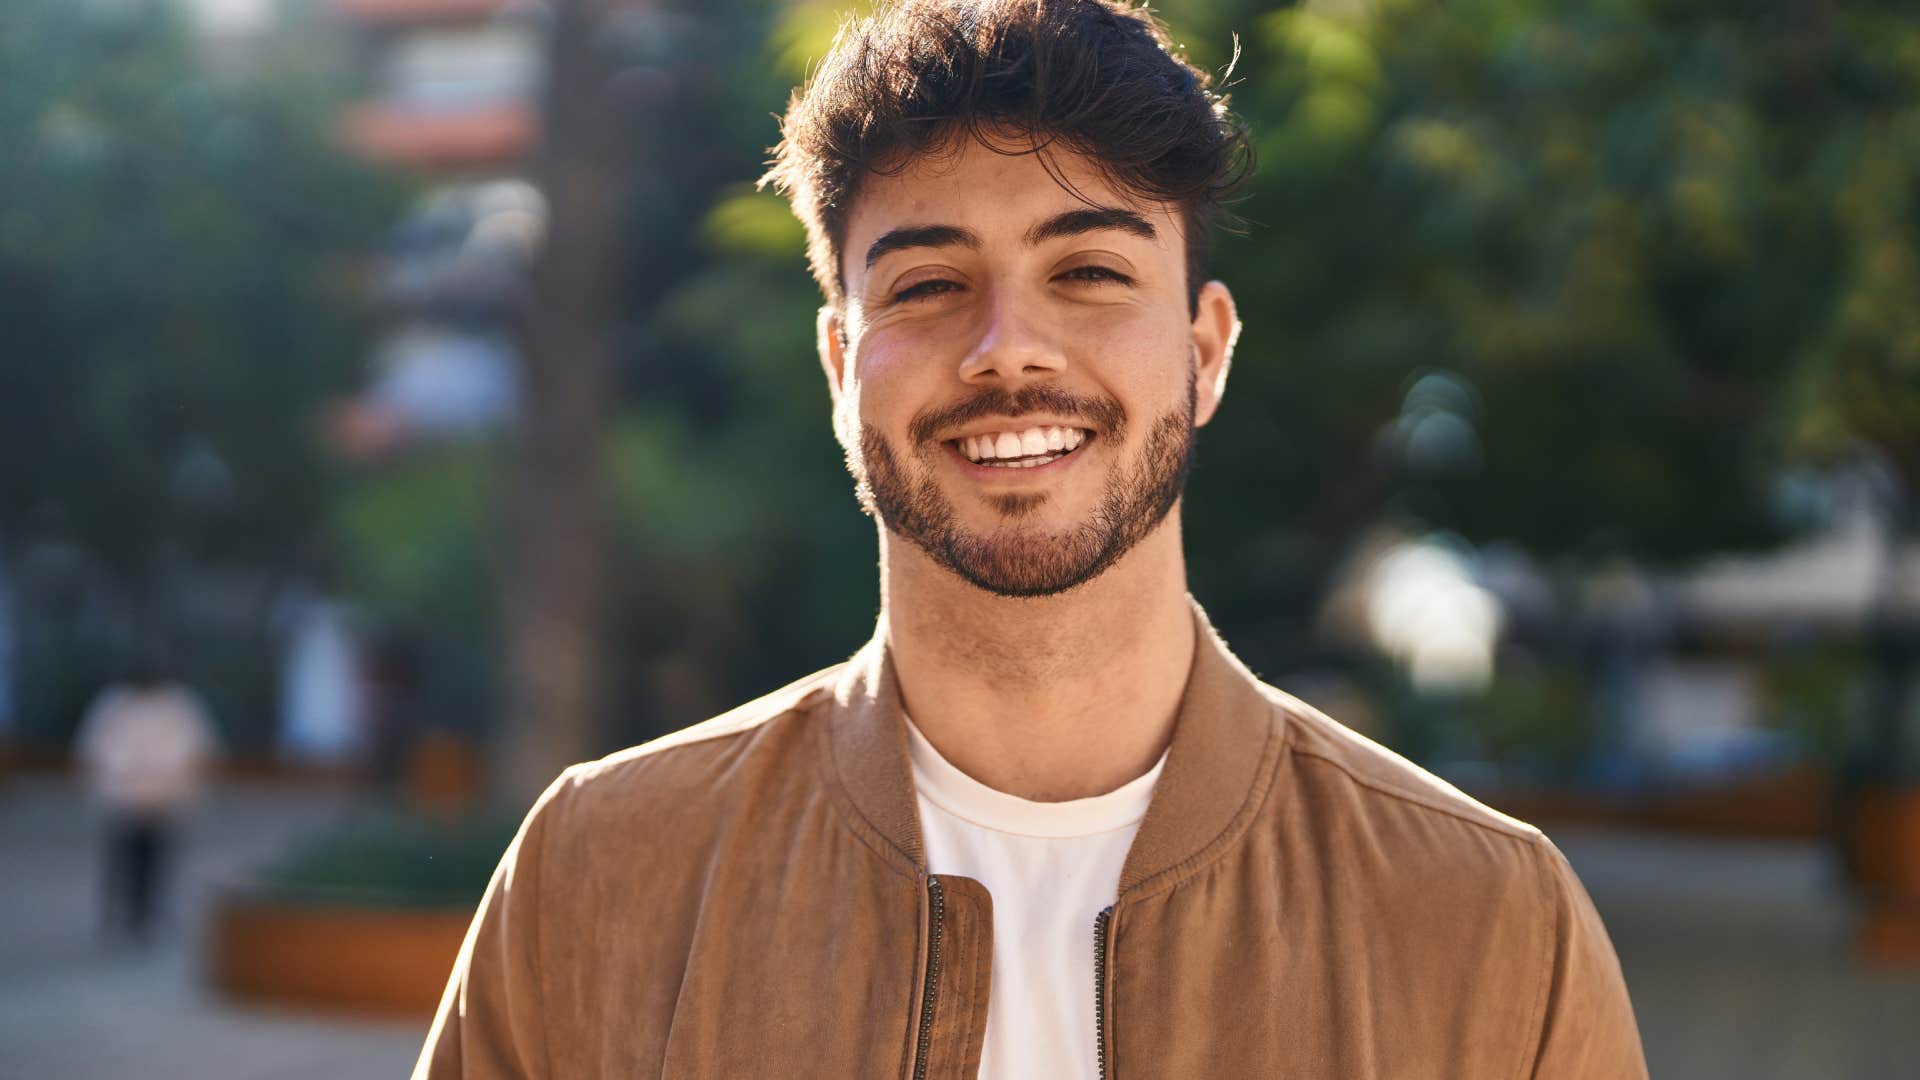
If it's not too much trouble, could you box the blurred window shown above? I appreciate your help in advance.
[369,325,519,435]
[378,25,541,112]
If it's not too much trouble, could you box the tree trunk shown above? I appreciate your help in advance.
[498,0,631,807]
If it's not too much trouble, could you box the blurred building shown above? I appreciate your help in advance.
[335,0,539,173]
[1314,464,1916,765]
[328,0,546,458]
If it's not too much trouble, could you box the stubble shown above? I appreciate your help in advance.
[848,371,1197,598]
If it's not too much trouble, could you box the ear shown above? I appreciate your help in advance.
[1190,280,1240,428]
[817,305,848,404]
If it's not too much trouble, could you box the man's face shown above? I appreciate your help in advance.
[821,136,1238,597]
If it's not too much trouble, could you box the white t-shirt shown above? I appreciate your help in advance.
[906,719,1166,1080]
[74,683,221,815]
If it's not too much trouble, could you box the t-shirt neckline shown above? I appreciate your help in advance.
[904,716,1166,840]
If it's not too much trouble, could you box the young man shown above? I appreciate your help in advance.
[419,0,1647,1076]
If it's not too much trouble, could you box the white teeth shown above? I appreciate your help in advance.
[955,425,1090,464]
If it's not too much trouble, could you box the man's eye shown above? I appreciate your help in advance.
[892,279,962,303]
[1059,266,1134,286]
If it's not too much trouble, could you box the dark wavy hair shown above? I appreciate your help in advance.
[761,0,1252,312]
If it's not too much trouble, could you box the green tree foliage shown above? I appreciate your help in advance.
[9,0,1916,760]
[606,0,1920,729]
[0,0,401,589]
[1170,0,1920,649]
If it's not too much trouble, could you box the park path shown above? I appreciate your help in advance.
[0,775,426,1080]
[3,773,1918,1078]
[1559,826,1920,1077]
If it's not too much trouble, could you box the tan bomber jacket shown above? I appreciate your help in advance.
[419,604,1648,1078]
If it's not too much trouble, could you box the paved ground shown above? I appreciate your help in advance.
[1556,827,1920,1078]
[0,775,427,1080]
[2,773,1917,1079]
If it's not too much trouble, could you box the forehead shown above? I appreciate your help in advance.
[841,138,1183,272]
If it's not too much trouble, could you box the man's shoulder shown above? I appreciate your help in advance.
[1260,682,1545,851]
[1249,682,1576,930]
[551,661,846,817]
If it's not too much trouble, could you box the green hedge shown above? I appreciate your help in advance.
[246,809,520,909]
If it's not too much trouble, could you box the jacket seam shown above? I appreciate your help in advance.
[1285,740,1540,842]
[824,788,921,879]
[960,888,983,1079]
[582,685,882,867]
[1120,706,1290,904]
[1518,835,1556,1080]
[810,696,927,883]
[591,698,926,1074]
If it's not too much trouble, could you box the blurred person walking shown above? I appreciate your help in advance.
[74,659,222,945]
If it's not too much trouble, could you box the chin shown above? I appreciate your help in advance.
[976,491,1052,519]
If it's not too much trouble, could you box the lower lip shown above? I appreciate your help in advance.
[944,436,1093,480]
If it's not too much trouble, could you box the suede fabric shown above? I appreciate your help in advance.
[418,602,1647,1078]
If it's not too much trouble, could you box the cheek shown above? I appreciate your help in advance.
[1082,316,1191,407]
[852,332,951,420]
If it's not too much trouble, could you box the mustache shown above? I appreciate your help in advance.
[907,383,1127,447]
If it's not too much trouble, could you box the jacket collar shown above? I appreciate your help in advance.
[824,597,1286,895]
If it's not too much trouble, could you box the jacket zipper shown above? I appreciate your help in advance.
[912,876,946,1080]
[1094,905,1114,1080]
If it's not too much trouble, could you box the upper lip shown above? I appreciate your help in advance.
[940,418,1096,442]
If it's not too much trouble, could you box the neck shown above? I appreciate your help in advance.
[879,513,1197,801]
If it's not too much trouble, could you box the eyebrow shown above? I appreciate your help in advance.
[864,224,979,269]
[1023,207,1158,246]
[861,206,1158,270]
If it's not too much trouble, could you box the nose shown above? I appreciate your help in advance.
[957,289,1067,385]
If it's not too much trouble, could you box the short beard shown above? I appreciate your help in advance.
[848,373,1197,598]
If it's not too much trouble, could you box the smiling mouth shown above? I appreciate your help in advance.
[948,425,1092,469]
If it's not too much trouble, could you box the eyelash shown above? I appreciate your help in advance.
[890,265,1135,304]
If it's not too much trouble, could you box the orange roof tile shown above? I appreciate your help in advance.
[340,103,538,171]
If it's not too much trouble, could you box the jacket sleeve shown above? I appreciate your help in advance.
[1525,837,1648,1079]
[414,769,574,1079]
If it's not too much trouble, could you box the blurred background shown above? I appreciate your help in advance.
[1,0,1918,1076]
